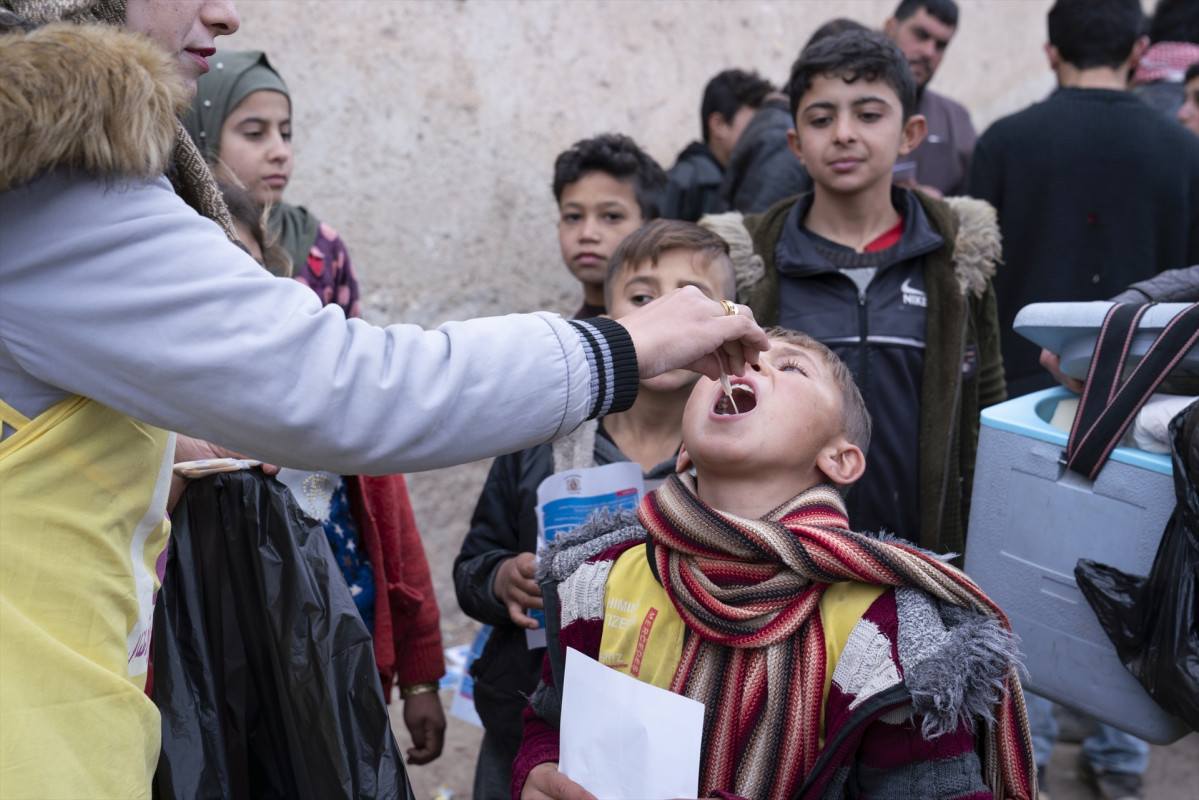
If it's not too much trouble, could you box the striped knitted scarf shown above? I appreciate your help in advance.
[642,473,1034,800]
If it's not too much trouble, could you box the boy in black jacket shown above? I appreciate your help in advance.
[453,221,737,800]
[725,29,1004,557]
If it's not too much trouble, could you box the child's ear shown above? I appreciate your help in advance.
[675,443,693,474]
[898,114,927,157]
[786,128,806,166]
[817,438,865,487]
[708,111,730,140]
[1044,43,1061,70]
[1127,35,1149,72]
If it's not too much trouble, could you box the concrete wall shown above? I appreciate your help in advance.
[230,0,1057,327]
[225,0,1058,635]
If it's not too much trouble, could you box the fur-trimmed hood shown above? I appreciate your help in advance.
[943,195,1002,299]
[729,189,1008,557]
[0,22,187,192]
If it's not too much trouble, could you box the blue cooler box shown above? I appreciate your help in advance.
[963,387,1189,743]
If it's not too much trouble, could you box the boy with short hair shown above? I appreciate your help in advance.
[663,69,775,222]
[455,220,737,800]
[729,29,1005,557]
[513,328,1035,800]
[552,133,669,319]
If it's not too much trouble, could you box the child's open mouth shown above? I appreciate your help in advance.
[714,384,756,416]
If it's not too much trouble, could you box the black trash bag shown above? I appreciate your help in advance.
[1075,404,1199,732]
[151,470,414,800]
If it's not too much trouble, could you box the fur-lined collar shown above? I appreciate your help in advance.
[536,508,643,584]
[942,195,1002,299]
[0,22,186,192]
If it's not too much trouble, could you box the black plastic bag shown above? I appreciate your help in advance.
[152,470,413,800]
[1076,404,1199,731]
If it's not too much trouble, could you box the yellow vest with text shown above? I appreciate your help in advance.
[0,396,173,800]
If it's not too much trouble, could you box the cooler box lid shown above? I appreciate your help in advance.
[1013,302,1199,395]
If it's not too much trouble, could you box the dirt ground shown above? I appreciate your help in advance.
[1042,733,1199,800]
[390,688,483,800]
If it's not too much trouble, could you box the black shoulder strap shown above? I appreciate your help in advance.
[1065,303,1199,480]
[1066,304,1148,450]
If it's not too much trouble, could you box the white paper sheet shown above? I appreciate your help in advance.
[527,462,645,648]
[559,647,703,800]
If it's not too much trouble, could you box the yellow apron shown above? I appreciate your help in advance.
[0,396,173,800]
[599,544,688,690]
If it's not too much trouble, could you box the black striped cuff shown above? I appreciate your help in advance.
[568,317,639,418]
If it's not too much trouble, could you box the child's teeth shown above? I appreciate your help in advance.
[719,370,738,414]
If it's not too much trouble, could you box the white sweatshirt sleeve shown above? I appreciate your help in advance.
[0,173,628,474]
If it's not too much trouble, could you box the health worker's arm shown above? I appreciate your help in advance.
[0,173,611,474]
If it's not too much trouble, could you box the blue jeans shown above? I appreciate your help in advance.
[1026,692,1150,774]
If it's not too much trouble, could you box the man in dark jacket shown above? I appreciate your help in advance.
[967,0,1199,398]
[885,0,977,197]
[662,69,773,222]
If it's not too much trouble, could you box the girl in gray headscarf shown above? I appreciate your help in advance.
[186,50,360,315]
[189,52,448,765]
